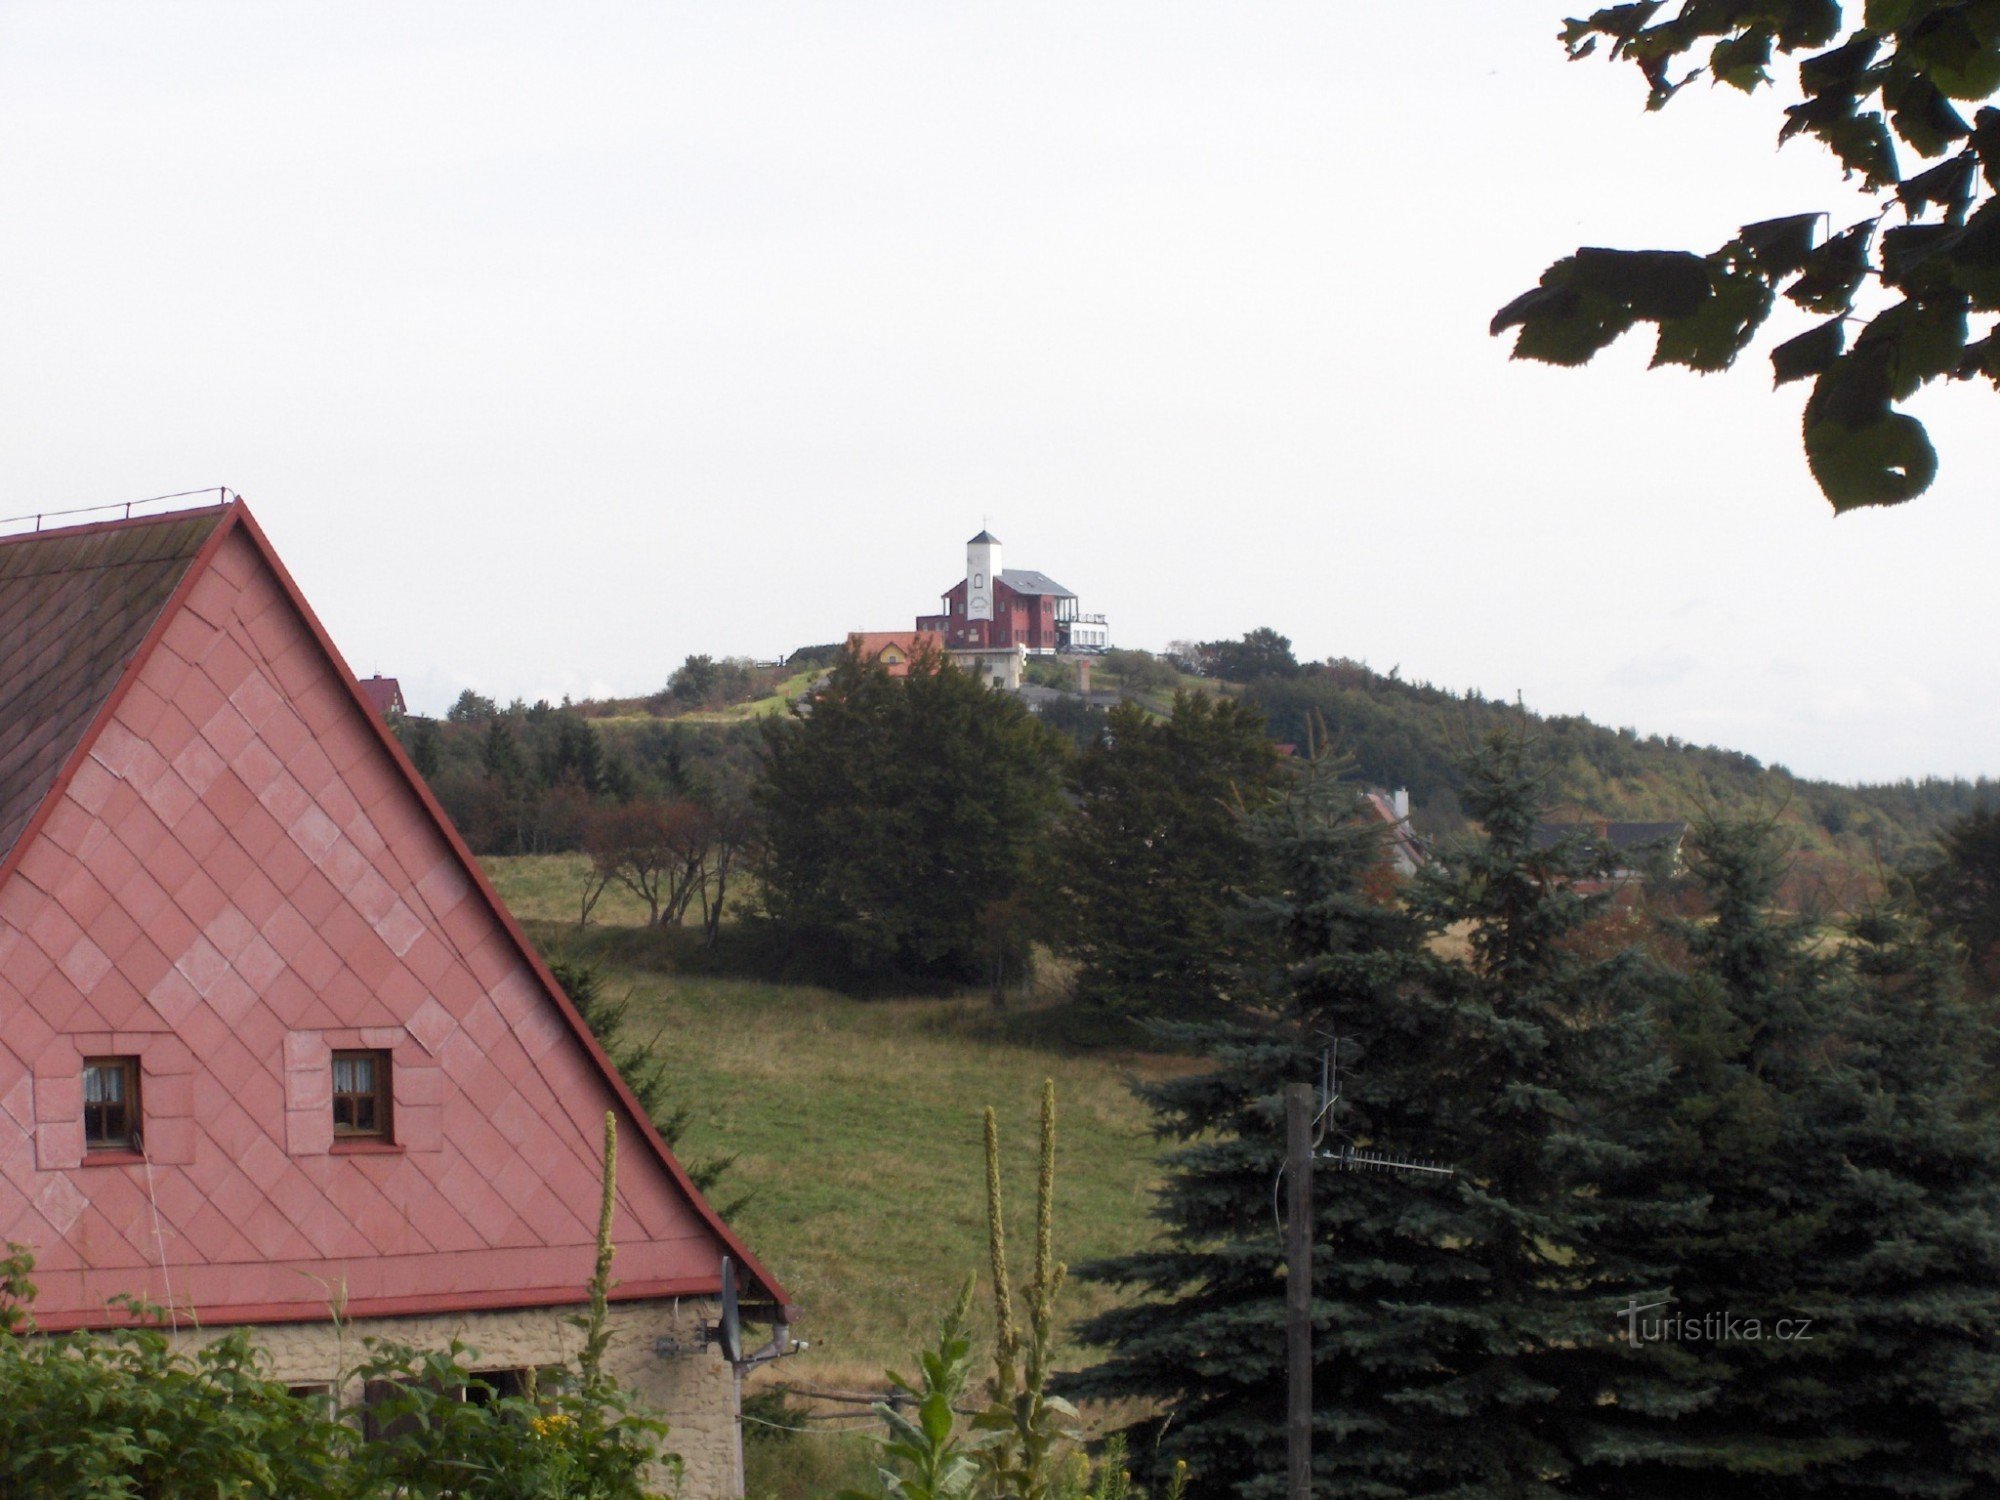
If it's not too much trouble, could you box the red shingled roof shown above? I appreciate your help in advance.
[0,509,228,866]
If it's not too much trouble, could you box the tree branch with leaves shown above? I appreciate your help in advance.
[1495,1,2000,510]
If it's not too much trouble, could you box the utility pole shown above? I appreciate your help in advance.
[1285,1081,1314,1500]
[1280,1047,1454,1500]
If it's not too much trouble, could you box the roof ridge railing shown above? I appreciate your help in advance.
[0,486,239,535]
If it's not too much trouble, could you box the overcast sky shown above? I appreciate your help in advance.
[3,3,1994,785]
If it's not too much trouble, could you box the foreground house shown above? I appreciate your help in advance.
[0,502,786,1496]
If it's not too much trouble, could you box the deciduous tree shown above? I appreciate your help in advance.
[1497,3,2000,510]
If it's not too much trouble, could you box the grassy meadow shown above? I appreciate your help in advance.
[479,855,1179,1398]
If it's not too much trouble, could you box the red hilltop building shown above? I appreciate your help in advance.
[915,530,1110,656]
[0,502,784,1496]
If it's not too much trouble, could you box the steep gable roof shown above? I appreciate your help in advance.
[0,509,227,865]
[0,503,786,1325]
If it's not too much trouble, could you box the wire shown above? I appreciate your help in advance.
[0,487,237,531]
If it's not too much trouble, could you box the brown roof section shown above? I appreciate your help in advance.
[0,508,226,865]
[356,674,407,718]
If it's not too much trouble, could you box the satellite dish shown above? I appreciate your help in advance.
[719,1256,744,1365]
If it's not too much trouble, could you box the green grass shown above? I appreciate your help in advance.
[480,858,1176,1398]
[479,854,659,928]
[578,670,822,729]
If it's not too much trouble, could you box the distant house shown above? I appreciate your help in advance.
[1362,789,1427,877]
[846,630,944,678]
[1535,819,1688,885]
[0,503,786,1497]
[915,530,1111,657]
[355,674,407,720]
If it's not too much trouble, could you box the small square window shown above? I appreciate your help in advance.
[84,1058,141,1153]
[332,1051,393,1141]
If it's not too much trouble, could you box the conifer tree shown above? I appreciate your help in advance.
[1043,692,1284,1027]
[1574,818,1859,1495]
[1072,736,1677,1499]
[1802,897,2000,1497]
[755,644,1062,988]
[1587,820,2000,1498]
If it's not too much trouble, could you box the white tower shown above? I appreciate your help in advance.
[966,529,1001,623]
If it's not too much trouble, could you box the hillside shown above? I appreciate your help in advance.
[1227,659,1994,901]
[484,856,1175,1391]
[415,641,1995,902]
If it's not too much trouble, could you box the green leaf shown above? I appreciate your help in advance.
[1493,269,1639,366]
[1947,198,2000,307]
[1776,0,1843,50]
[1739,212,1823,275]
[1571,246,1712,318]
[1955,327,2000,383]
[1975,105,2000,189]
[1712,29,1775,90]
[1828,110,1901,186]
[1798,31,1881,96]
[1771,318,1847,384]
[1906,14,2000,100]
[1577,1,1663,44]
[1853,296,1970,396]
[1881,222,1957,289]
[1786,220,1875,312]
[1884,70,1972,157]
[1653,269,1774,370]
[1804,408,1938,509]
[1865,0,1919,27]
[1806,342,1896,427]
[1897,152,1978,219]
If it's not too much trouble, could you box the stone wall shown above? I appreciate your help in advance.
[171,1297,736,1498]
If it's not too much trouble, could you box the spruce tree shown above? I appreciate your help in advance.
[754,644,1061,988]
[1044,692,1284,1027]
[1569,816,1857,1496]
[1792,897,2000,1497]
[1072,735,1678,1499]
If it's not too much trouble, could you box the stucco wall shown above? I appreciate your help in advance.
[174,1297,737,1499]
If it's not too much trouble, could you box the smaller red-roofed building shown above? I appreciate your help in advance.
[846,630,943,678]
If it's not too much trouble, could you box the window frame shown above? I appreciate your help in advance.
[82,1056,142,1155]
[331,1049,394,1143]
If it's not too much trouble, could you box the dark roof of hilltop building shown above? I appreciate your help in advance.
[0,507,227,864]
[1000,568,1075,598]
[969,529,1000,544]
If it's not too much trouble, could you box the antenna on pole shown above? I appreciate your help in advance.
[1278,1038,1456,1500]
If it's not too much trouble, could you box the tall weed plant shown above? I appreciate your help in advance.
[841,1084,1188,1500]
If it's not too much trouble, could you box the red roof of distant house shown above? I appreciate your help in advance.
[0,502,786,1328]
[355,675,407,719]
[847,630,943,677]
